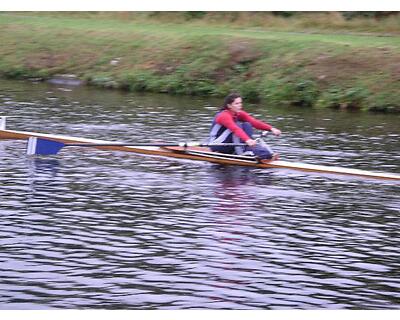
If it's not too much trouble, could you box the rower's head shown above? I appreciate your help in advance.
[223,93,243,113]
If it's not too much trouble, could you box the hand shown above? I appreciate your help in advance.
[270,128,281,136]
[245,139,257,147]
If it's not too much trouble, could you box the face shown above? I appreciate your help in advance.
[227,97,243,113]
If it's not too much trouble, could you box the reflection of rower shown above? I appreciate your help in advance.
[208,93,281,162]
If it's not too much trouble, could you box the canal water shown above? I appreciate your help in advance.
[0,79,399,309]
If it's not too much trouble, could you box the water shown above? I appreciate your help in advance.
[0,79,399,309]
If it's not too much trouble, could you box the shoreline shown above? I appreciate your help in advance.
[1,13,399,113]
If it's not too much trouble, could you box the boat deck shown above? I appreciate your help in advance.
[1,128,399,181]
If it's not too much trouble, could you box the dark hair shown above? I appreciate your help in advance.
[222,92,241,110]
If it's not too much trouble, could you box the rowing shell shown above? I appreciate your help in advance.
[1,128,399,181]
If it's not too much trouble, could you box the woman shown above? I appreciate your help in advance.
[208,93,281,161]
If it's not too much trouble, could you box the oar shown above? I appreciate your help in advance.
[0,116,18,130]
[26,137,248,155]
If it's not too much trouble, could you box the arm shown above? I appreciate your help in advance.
[238,111,281,136]
[215,112,251,142]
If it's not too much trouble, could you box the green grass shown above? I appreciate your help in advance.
[0,12,399,113]
[3,13,400,48]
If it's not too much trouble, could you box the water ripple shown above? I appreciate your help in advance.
[1,79,399,309]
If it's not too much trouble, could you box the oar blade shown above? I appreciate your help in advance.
[27,137,65,155]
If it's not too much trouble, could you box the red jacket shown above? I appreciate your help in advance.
[215,109,272,141]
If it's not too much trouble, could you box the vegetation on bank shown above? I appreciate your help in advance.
[0,12,399,113]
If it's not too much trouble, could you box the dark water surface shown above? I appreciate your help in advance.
[0,79,399,309]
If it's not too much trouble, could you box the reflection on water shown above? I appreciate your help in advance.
[0,79,400,309]
[29,158,60,175]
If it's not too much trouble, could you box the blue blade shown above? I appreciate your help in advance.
[27,137,65,155]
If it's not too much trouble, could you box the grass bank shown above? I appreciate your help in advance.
[1,12,399,113]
